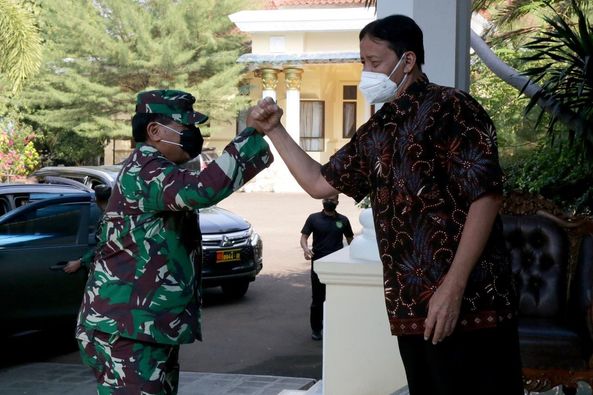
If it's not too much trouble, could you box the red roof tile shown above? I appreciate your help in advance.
[268,0,367,9]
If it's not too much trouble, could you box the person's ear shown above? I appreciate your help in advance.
[402,52,417,74]
[146,122,161,143]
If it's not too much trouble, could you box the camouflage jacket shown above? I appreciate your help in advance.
[80,248,94,269]
[76,128,273,345]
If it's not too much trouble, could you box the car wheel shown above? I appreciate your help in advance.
[221,280,250,299]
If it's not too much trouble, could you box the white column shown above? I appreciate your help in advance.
[271,67,304,193]
[315,209,407,395]
[284,68,302,145]
[241,68,280,192]
[377,0,471,91]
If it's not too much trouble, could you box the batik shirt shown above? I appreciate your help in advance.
[321,76,516,336]
[76,128,273,345]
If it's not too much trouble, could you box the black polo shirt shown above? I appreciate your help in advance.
[301,211,353,260]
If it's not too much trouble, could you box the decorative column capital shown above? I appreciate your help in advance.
[259,68,279,90]
[284,67,303,91]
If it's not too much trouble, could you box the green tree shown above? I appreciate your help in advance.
[0,0,42,94]
[471,45,543,151]
[470,1,592,157]
[520,0,593,160]
[34,129,107,166]
[473,0,592,33]
[471,0,593,213]
[13,0,249,141]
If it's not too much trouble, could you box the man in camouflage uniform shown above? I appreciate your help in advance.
[75,90,273,394]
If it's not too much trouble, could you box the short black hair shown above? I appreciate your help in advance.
[93,184,112,202]
[131,113,173,142]
[359,14,425,68]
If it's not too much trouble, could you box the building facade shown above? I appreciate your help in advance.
[227,0,375,191]
[104,0,375,193]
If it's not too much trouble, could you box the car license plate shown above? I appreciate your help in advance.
[216,249,241,263]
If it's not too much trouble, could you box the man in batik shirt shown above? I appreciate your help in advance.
[250,15,523,395]
[76,89,273,394]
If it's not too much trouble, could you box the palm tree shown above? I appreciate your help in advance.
[469,12,591,145]
[0,0,42,93]
[473,0,592,33]
[521,0,593,159]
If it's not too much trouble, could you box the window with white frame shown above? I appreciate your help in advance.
[300,101,325,152]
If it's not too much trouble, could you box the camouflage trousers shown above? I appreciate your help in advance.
[78,330,180,395]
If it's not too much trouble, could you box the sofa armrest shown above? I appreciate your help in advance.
[571,233,593,342]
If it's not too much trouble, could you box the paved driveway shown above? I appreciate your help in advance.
[37,191,363,380]
[181,192,362,379]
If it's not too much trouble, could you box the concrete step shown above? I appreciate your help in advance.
[306,381,323,394]
[278,380,322,395]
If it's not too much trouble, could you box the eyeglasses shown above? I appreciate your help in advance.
[155,122,186,136]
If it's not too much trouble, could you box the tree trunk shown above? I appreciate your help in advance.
[470,29,589,135]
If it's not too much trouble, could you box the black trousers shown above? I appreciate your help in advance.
[397,319,524,395]
[310,262,325,332]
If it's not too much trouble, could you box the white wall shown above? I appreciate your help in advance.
[377,0,471,91]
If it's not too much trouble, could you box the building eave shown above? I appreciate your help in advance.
[237,51,360,69]
[229,7,375,33]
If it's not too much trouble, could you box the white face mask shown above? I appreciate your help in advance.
[359,54,408,104]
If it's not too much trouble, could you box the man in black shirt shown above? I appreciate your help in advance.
[301,195,354,340]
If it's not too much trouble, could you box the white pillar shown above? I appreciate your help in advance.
[284,68,302,145]
[241,67,281,192]
[271,67,303,193]
[377,0,471,91]
[315,209,407,395]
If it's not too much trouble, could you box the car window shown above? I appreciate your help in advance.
[84,175,112,188]
[0,202,86,247]
[0,197,8,216]
[8,192,81,212]
[67,175,89,187]
[14,195,30,207]
[88,203,103,239]
[29,192,77,202]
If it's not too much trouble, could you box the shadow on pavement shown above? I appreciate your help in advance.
[0,327,79,370]
[231,354,322,380]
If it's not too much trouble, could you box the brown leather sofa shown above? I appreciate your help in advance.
[502,215,593,394]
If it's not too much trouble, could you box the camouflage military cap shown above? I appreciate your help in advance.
[135,90,208,125]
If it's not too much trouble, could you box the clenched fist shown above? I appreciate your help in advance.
[246,97,284,134]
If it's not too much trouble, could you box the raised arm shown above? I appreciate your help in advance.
[250,98,338,199]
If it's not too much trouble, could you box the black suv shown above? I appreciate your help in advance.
[33,165,263,298]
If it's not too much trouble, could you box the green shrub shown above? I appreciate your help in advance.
[503,144,593,215]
